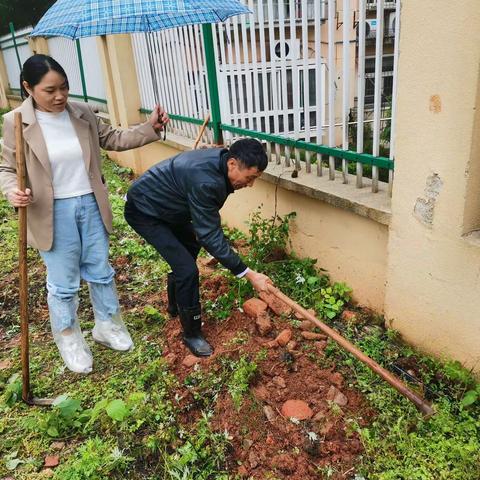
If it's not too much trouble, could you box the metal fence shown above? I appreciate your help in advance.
[47,36,108,113]
[132,0,399,194]
[132,26,214,143]
[0,24,108,113]
[0,26,33,94]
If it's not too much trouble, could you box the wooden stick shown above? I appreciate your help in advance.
[267,284,435,417]
[193,114,210,150]
[14,112,30,403]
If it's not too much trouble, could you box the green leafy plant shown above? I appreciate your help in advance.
[53,437,134,479]
[247,209,296,267]
[225,356,258,409]
[163,414,230,480]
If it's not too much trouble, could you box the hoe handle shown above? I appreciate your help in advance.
[15,112,30,403]
[267,284,435,417]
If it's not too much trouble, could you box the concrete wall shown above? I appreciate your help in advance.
[222,178,389,311]
[385,0,480,369]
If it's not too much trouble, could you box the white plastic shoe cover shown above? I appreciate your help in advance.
[56,328,93,374]
[92,313,133,351]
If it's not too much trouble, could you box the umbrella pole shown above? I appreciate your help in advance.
[14,112,54,407]
[266,284,435,417]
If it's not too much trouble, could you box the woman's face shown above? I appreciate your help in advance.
[24,70,69,113]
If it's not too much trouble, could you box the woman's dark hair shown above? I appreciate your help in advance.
[20,54,69,99]
[228,138,268,171]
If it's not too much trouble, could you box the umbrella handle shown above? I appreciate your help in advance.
[14,112,30,403]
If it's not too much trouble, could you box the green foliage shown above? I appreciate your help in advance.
[1,374,22,407]
[315,283,351,320]
[53,437,134,479]
[0,1,55,35]
[0,107,10,132]
[247,209,296,267]
[162,414,230,480]
[225,356,258,409]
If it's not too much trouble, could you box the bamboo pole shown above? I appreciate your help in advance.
[267,284,435,417]
[14,112,30,403]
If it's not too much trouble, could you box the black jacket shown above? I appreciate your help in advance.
[126,148,247,275]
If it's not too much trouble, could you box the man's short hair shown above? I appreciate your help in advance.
[228,138,268,171]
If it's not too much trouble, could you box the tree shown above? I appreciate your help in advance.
[0,0,56,35]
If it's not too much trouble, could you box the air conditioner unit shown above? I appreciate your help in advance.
[365,19,378,38]
[388,12,396,34]
[273,39,300,60]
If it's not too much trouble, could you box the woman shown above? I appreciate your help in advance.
[0,54,169,374]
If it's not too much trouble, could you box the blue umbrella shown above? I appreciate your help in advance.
[30,0,250,39]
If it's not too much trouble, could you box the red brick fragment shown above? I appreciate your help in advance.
[259,292,292,317]
[281,399,313,420]
[275,329,292,347]
[243,298,268,318]
[300,331,327,341]
[44,455,59,468]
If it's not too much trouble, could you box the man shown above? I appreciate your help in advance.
[124,138,271,357]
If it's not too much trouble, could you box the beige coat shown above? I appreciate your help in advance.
[0,97,160,251]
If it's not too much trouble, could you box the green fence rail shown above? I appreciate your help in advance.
[138,108,394,171]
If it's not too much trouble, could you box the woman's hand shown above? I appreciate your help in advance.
[245,269,272,293]
[7,188,32,207]
[149,105,169,132]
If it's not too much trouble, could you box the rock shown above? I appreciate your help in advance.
[271,453,297,474]
[286,340,298,352]
[0,359,12,370]
[255,312,273,336]
[259,292,292,317]
[281,399,313,420]
[252,385,269,401]
[165,353,177,365]
[182,355,201,368]
[326,386,348,406]
[275,329,292,347]
[243,298,268,318]
[341,310,358,323]
[313,411,325,422]
[248,450,260,469]
[51,441,65,451]
[272,376,286,388]
[331,372,344,387]
[320,420,336,438]
[299,320,314,331]
[300,331,327,340]
[265,339,278,349]
[44,455,59,468]
[237,465,248,477]
[263,405,276,422]
[242,439,254,450]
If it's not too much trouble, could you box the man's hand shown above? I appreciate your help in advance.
[7,188,32,207]
[245,269,272,293]
[149,105,169,132]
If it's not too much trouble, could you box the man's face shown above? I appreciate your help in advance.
[227,158,262,190]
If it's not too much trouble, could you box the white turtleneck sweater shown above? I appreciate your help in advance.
[35,109,93,199]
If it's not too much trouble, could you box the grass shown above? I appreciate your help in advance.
[0,156,479,479]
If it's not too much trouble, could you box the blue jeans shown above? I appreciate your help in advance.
[39,193,119,333]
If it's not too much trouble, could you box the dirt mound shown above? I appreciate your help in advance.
[157,272,372,479]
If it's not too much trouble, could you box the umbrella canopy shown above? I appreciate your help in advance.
[30,0,250,39]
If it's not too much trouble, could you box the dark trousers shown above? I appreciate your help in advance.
[124,201,201,308]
